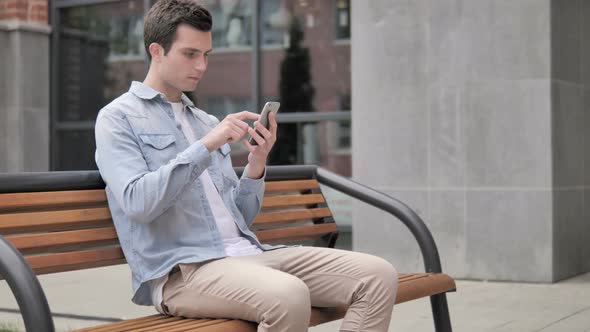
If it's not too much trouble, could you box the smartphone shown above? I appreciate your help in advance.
[249,102,280,145]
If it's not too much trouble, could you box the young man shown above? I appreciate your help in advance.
[94,0,398,331]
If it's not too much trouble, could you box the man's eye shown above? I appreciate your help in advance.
[185,52,195,57]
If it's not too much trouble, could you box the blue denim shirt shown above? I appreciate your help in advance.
[95,82,279,306]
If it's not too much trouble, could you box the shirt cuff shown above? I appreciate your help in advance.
[177,140,212,178]
[239,167,266,194]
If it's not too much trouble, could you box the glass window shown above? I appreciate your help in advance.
[108,14,144,57]
[203,0,287,50]
[203,0,252,49]
[60,1,145,58]
[51,0,352,174]
[260,1,352,176]
[337,93,351,150]
[261,0,285,46]
[334,0,350,40]
[197,1,254,163]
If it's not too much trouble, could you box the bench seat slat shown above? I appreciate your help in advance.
[253,208,332,225]
[109,317,185,332]
[255,223,337,243]
[159,323,213,332]
[135,318,226,332]
[76,317,238,332]
[72,273,455,331]
[264,180,320,192]
[0,190,107,212]
[165,320,256,332]
[398,273,435,283]
[74,315,165,332]
[395,273,456,304]
[0,207,112,234]
[261,194,325,208]
[158,320,240,332]
[145,319,216,332]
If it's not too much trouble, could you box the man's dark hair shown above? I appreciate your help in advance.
[144,0,212,61]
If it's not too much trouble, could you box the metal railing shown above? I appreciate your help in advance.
[274,111,351,164]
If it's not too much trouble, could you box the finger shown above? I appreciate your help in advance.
[241,138,255,152]
[236,126,250,140]
[234,111,260,121]
[248,127,265,146]
[261,115,276,145]
[227,128,243,142]
[254,121,272,139]
[224,117,249,132]
[268,112,278,135]
[227,116,250,131]
[228,121,249,137]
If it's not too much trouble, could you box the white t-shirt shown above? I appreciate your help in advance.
[151,101,262,313]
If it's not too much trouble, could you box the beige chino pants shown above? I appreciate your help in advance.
[161,247,398,332]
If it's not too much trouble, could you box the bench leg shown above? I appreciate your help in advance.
[315,230,339,248]
[430,293,452,332]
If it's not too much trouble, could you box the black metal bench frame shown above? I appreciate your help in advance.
[0,165,453,332]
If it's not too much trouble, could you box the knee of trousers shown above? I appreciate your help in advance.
[363,256,399,294]
[263,277,311,323]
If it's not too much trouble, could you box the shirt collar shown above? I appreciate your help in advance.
[180,93,195,107]
[129,81,195,107]
[129,81,159,100]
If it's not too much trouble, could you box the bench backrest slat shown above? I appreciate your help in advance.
[253,207,332,225]
[26,247,125,275]
[256,223,337,243]
[264,179,319,192]
[261,194,325,208]
[0,179,337,276]
[0,190,107,212]
[5,226,118,255]
[0,207,112,234]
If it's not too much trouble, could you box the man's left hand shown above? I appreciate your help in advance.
[242,111,277,178]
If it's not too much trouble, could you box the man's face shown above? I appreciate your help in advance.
[157,24,212,92]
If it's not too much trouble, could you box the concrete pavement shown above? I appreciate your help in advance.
[0,266,589,331]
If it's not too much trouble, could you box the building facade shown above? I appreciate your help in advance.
[2,0,589,283]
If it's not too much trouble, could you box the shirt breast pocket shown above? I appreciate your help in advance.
[138,134,177,170]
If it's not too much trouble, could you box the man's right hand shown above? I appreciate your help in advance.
[200,111,260,152]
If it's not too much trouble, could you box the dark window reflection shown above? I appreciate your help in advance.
[58,29,109,122]
[57,131,97,171]
[54,0,147,170]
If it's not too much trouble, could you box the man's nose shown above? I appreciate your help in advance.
[195,57,207,71]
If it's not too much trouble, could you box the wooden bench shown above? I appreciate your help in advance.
[0,165,455,332]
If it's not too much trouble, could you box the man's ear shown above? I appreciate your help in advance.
[148,43,163,62]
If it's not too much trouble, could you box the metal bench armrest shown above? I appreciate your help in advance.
[316,167,444,274]
[0,235,55,332]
